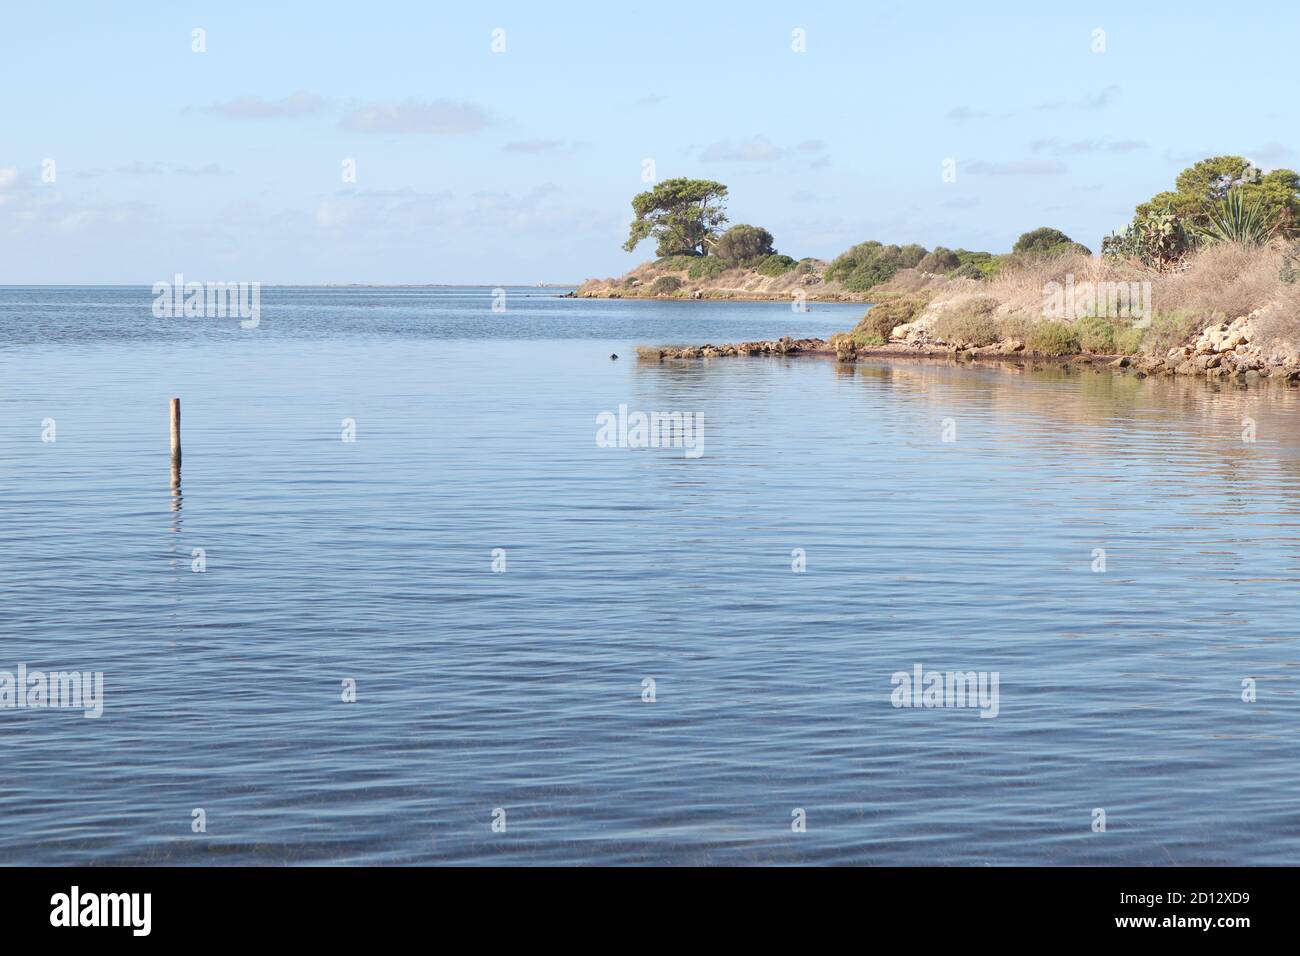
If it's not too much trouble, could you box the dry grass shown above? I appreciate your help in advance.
[866,268,981,297]
[909,243,1299,354]
[1154,242,1285,320]
[983,251,1149,316]
[1254,280,1300,347]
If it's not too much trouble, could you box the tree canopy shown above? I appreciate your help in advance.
[1103,155,1300,267]
[713,224,775,264]
[824,241,928,292]
[1134,155,1300,235]
[1013,227,1091,257]
[623,178,729,257]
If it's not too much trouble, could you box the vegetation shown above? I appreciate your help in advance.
[624,178,729,257]
[933,312,1000,347]
[688,257,728,280]
[1194,189,1281,246]
[1105,156,1300,269]
[1135,156,1300,235]
[955,249,1000,278]
[848,296,927,345]
[614,165,1300,371]
[649,275,683,295]
[1075,314,1144,354]
[1282,242,1300,284]
[1140,311,1201,356]
[825,241,928,291]
[1013,227,1092,257]
[997,315,1032,342]
[917,247,961,274]
[714,224,775,264]
[1100,207,1191,271]
[849,297,928,345]
[755,253,796,276]
[1025,320,1080,356]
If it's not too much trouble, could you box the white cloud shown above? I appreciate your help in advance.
[1030,139,1147,155]
[1035,85,1121,111]
[198,90,326,119]
[700,136,827,164]
[340,99,492,135]
[967,159,1068,177]
[503,139,569,154]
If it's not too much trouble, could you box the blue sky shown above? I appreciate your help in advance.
[1,1,1296,284]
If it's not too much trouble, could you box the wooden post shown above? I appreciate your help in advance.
[170,398,182,484]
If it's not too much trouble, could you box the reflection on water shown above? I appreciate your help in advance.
[0,287,1296,865]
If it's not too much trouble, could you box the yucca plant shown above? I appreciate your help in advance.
[1195,188,1280,245]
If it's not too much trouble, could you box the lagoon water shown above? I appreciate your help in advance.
[1,286,1298,865]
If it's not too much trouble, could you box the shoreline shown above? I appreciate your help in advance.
[637,335,1300,383]
[564,288,872,303]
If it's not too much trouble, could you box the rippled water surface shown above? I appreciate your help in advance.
[1,286,1298,865]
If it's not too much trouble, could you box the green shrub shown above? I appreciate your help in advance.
[689,257,727,280]
[933,312,1000,347]
[713,224,776,264]
[955,249,999,277]
[1141,310,1202,355]
[1075,315,1120,353]
[1073,315,1146,354]
[1130,156,1300,242]
[654,255,696,272]
[1114,326,1145,355]
[1101,207,1194,271]
[848,296,927,344]
[917,247,961,274]
[825,241,929,292]
[1014,227,1092,257]
[755,253,796,277]
[1194,188,1281,245]
[650,276,683,296]
[998,315,1032,341]
[1025,320,1081,355]
[851,310,899,345]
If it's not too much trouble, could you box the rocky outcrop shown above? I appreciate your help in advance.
[1150,313,1300,381]
[575,258,872,302]
[636,309,1300,382]
[638,337,827,360]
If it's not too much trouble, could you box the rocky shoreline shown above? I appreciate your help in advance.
[568,287,870,303]
[637,315,1300,383]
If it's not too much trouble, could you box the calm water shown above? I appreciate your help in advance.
[1,286,1297,866]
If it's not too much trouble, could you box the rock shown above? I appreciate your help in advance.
[1195,353,1222,369]
[890,316,935,345]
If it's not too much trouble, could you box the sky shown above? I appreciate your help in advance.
[1,0,1297,284]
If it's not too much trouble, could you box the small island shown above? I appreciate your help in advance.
[580,160,1300,382]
